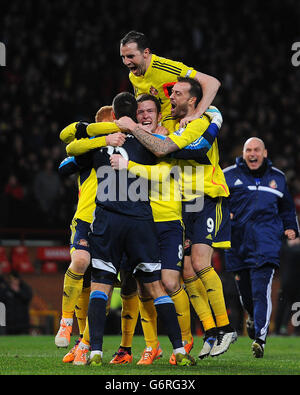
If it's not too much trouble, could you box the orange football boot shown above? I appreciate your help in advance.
[169,336,194,365]
[55,318,72,348]
[73,346,89,365]
[137,343,163,365]
[109,348,133,364]
[62,338,80,363]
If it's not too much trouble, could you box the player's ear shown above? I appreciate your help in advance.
[143,48,150,57]
[263,149,268,158]
[112,111,116,120]
[189,96,197,107]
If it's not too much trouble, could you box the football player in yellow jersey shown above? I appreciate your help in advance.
[55,107,126,365]
[116,77,237,359]
[120,30,220,132]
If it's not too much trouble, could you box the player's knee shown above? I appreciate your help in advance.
[191,247,213,271]
[70,254,90,273]
[162,277,180,294]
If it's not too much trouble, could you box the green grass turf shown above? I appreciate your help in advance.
[0,335,299,375]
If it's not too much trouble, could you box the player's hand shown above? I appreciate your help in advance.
[115,116,137,132]
[179,113,198,128]
[285,229,296,240]
[105,132,126,147]
[204,106,223,129]
[110,154,129,170]
[75,121,89,139]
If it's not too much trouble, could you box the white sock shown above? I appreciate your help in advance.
[62,317,73,326]
[173,347,186,355]
[90,350,103,358]
[79,341,90,350]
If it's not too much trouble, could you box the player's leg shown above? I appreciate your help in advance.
[158,220,193,364]
[86,211,124,367]
[189,197,237,356]
[159,221,193,344]
[75,265,91,336]
[162,269,193,363]
[138,277,196,366]
[73,287,114,366]
[55,218,91,348]
[183,255,218,359]
[127,217,195,366]
[88,280,113,366]
[110,269,138,364]
[63,268,91,363]
[86,230,119,367]
[136,285,162,365]
[192,243,230,327]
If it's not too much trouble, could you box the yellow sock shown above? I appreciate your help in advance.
[170,287,192,343]
[184,275,216,332]
[82,318,90,345]
[62,268,84,319]
[197,267,229,328]
[138,296,158,349]
[75,286,90,335]
[120,292,139,348]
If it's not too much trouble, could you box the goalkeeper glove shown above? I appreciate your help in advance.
[204,105,223,129]
[75,121,89,139]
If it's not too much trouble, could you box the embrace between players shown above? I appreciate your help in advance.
[55,30,237,367]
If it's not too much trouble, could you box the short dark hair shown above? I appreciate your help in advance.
[120,31,150,52]
[112,92,137,121]
[177,77,203,107]
[137,93,161,114]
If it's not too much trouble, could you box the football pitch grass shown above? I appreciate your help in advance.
[0,334,300,376]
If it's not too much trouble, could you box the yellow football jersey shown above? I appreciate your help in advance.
[60,122,77,144]
[129,54,197,133]
[74,168,97,224]
[168,117,229,200]
[127,158,182,222]
[65,134,112,224]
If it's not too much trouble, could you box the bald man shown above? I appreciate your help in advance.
[223,137,299,358]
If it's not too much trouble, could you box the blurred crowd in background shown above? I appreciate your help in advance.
[1,0,300,229]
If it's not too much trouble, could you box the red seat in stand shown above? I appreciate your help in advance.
[0,246,11,273]
[11,245,35,273]
[41,261,58,274]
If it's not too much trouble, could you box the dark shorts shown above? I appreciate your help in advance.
[70,217,91,254]
[182,196,231,252]
[90,207,161,285]
[155,220,184,272]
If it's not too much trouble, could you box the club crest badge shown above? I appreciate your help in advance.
[269,179,277,189]
[149,86,159,96]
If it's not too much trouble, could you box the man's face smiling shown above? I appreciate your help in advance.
[120,42,149,76]
[243,138,267,170]
[136,100,160,133]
